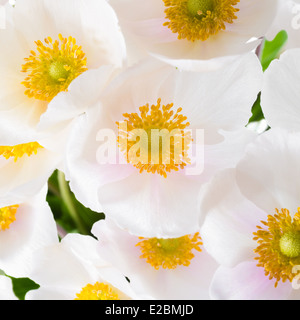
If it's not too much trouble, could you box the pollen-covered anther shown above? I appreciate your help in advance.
[0,142,43,162]
[136,233,202,270]
[0,205,19,231]
[75,282,120,300]
[21,34,87,102]
[253,208,300,287]
[163,0,240,41]
[116,98,192,178]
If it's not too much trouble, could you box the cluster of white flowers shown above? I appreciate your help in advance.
[0,0,299,301]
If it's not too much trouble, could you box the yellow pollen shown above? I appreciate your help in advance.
[116,98,192,178]
[0,205,19,231]
[136,233,202,270]
[75,282,120,300]
[162,0,240,41]
[253,208,300,287]
[0,142,43,162]
[21,34,88,102]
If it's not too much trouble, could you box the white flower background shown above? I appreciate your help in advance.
[0,0,299,301]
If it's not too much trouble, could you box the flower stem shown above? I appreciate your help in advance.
[57,170,88,235]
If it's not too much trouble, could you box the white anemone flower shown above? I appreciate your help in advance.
[108,0,278,65]
[261,48,300,132]
[64,54,262,238]
[0,276,17,300]
[0,185,59,279]
[266,0,300,50]
[92,218,219,300]
[201,129,300,300]
[26,233,149,300]
[0,0,126,141]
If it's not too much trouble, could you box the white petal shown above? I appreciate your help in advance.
[38,65,116,132]
[0,185,59,278]
[26,287,74,300]
[0,276,17,300]
[97,171,203,238]
[227,0,278,38]
[200,128,257,190]
[28,233,140,300]
[261,48,300,131]
[28,245,96,299]
[101,55,262,131]
[0,147,61,206]
[236,128,300,215]
[266,0,300,50]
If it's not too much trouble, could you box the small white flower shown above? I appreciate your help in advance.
[26,233,149,300]
[0,185,58,278]
[64,54,262,237]
[109,0,278,64]
[201,129,300,299]
[0,0,126,140]
[92,218,219,300]
[261,48,300,132]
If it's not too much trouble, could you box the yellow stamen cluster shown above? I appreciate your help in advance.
[0,142,43,162]
[253,208,300,287]
[163,0,240,41]
[0,205,19,231]
[21,34,87,102]
[136,233,202,270]
[117,98,192,178]
[75,282,120,300]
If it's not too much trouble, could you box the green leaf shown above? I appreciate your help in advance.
[72,193,105,231]
[260,30,288,71]
[46,170,105,236]
[248,93,264,124]
[9,276,40,300]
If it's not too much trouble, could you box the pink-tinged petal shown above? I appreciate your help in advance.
[110,0,165,21]
[200,169,266,267]
[210,262,292,300]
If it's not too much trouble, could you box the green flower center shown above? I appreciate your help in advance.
[280,231,300,258]
[157,238,181,252]
[48,61,70,82]
[186,0,214,17]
